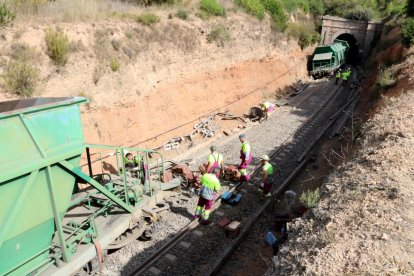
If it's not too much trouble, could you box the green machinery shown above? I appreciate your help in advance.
[310,39,349,78]
[0,97,180,275]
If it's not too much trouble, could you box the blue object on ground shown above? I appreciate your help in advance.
[266,231,277,246]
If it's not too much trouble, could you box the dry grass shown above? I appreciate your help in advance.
[6,0,138,22]
[2,43,40,97]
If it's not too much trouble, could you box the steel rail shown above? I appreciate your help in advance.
[206,86,351,275]
[128,80,342,276]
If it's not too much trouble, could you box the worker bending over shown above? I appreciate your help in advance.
[260,101,274,120]
[239,134,252,183]
[122,151,146,183]
[206,145,224,177]
[335,69,342,85]
[123,152,135,169]
[258,155,273,197]
[194,168,221,225]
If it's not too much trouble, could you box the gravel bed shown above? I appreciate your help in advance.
[137,80,347,275]
[102,79,341,275]
[218,85,351,276]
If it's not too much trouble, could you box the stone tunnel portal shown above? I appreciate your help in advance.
[335,33,360,65]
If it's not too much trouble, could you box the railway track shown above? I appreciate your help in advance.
[126,79,350,276]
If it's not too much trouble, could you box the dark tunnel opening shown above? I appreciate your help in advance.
[336,33,360,65]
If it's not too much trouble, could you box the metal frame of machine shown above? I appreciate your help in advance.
[0,97,180,276]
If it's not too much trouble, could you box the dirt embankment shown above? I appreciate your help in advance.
[0,11,311,148]
[266,28,414,275]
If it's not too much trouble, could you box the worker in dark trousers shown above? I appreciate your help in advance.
[335,69,342,85]
[341,68,350,86]
[206,145,224,178]
[258,155,274,197]
[194,168,221,225]
[347,67,352,81]
[238,134,252,183]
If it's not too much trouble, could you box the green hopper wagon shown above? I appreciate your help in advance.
[310,39,349,78]
[0,97,180,275]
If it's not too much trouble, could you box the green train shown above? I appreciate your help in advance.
[310,39,349,78]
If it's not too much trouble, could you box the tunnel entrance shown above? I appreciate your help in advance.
[335,33,360,65]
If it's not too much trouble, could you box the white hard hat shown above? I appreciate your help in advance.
[260,155,270,161]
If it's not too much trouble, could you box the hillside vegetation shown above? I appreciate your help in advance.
[0,0,412,98]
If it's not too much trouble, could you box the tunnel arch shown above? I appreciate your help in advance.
[334,33,361,65]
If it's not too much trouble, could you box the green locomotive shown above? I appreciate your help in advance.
[310,39,349,78]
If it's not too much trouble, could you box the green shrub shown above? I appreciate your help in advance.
[176,8,189,20]
[110,58,120,72]
[286,23,320,49]
[135,13,160,25]
[3,59,39,97]
[196,10,211,19]
[262,0,287,30]
[377,63,395,88]
[345,6,375,21]
[45,29,70,66]
[280,0,309,13]
[299,188,320,209]
[299,31,320,49]
[200,0,225,16]
[280,0,297,13]
[237,0,265,19]
[385,1,406,16]
[0,3,15,26]
[401,17,414,46]
[309,0,324,15]
[207,25,230,45]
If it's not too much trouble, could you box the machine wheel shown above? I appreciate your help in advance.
[107,221,147,250]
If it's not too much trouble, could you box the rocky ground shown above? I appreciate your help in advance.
[102,79,338,275]
[265,65,414,274]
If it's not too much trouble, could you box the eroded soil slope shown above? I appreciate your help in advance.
[0,11,311,148]
[266,72,414,274]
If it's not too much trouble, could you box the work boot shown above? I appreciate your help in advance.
[193,215,200,220]
[200,219,211,225]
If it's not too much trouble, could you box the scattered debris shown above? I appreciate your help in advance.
[274,99,288,106]
[290,79,309,95]
[225,221,241,238]
[223,130,231,136]
[191,114,218,138]
[217,111,247,123]
[218,218,231,228]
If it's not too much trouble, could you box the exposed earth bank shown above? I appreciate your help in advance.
[266,41,414,275]
[0,12,311,148]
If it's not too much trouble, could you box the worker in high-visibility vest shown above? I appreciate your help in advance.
[206,145,224,177]
[238,134,252,183]
[341,69,350,86]
[258,155,274,197]
[123,152,135,169]
[122,152,146,182]
[239,134,252,166]
[347,67,352,78]
[260,101,274,120]
[335,69,342,85]
[194,168,221,225]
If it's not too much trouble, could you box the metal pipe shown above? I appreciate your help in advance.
[86,147,93,177]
